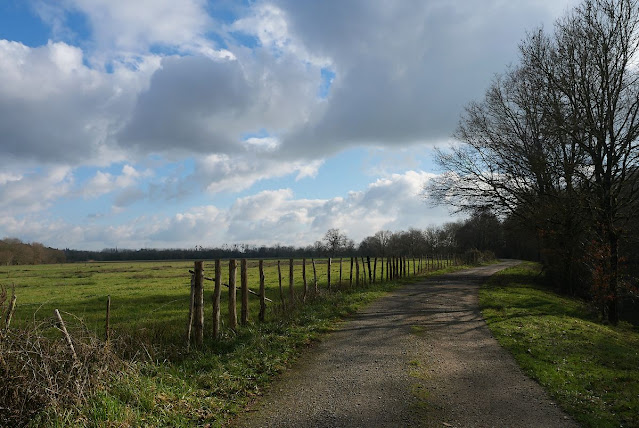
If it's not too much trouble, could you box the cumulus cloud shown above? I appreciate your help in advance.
[194,154,324,194]
[0,0,580,249]
[1,170,454,249]
[82,164,149,198]
[34,0,232,61]
[0,39,158,167]
[273,0,579,157]
[0,166,73,215]
[2,0,578,167]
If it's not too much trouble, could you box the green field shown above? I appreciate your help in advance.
[3,258,433,346]
[480,262,639,428]
[1,256,453,427]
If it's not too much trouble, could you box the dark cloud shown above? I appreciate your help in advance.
[274,0,574,157]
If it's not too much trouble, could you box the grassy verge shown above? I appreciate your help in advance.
[480,262,639,428]
[15,261,469,427]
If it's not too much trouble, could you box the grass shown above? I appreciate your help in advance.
[2,257,463,427]
[480,262,639,428]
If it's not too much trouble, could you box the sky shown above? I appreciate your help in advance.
[0,0,577,251]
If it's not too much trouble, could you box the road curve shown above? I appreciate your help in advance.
[233,261,578,428]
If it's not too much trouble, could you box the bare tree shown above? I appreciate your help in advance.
[323,228,350,257]
[427,0,639,322]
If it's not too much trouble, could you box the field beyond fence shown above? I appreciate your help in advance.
[1,253,471,426]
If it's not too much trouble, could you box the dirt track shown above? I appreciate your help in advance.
[234,261,578,428]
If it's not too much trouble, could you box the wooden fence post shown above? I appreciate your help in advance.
[302,258,307,302]
[367,256,372,284]
[373,257,377,283]
[193,261,204,345]
[241,259,249,326]
[105,295,111,343]
[339,258,343,287]
[349,257,354,288]
[229,259,237,331]
[289,259,295,304]
[327,258,332,291]
[312,258,318,293]
[213,259,221,338]
[355,257,360,287]
[187,273,195,347]
[277,260,284,305]
[361,257,366,286]
[259,260,266,322]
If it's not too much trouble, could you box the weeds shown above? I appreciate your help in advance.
[0,296,122,427]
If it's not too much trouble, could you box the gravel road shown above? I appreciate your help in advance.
[233,261,579,428]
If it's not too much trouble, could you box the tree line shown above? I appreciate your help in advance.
[427,0,639,323]
[0,239,66,265]
[1,211,508,266]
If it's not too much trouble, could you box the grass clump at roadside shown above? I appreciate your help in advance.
[480,262,639,428]
[3,259,469,427]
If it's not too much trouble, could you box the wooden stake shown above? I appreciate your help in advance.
[373,257,377,283]
[289,258,295,304]
[327,258,332,291]
[355,257,360,287]
[193,261,204,346]
[229,259,237,331]
[302,258,307,302]
[277,260,284,305]
[54,309,78,363]
[349,257,353,288]
[339,258,343,287]
[4,294,16,329]
[187,273,195,348]
[241,259,249,326]
[105,295,111,343]
[367,256,372,284]
[213,259,221,338]
[259,260,266,322]
[312,259,317,293]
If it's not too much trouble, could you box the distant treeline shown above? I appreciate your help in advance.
[3,211,528,265]
[0,238,66,265]
[62,212,523,263]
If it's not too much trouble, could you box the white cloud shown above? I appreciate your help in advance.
[0,166,73,215]
[196,154,324,194]
[0,40,158,167]
[0,170,455,249]
[34,0,232,61]
[81,164,153,211]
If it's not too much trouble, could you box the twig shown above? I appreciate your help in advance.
[54,309,79,364]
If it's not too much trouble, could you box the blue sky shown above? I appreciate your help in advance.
[0,0,576,250]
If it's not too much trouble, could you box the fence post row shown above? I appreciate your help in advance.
[184,254,463,342]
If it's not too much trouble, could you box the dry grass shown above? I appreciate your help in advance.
[1,286,122,427]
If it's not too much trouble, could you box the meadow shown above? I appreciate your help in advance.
[3,258,432,347]
[1,256,454,426]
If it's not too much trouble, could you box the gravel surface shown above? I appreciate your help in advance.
[233,261,579,428]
